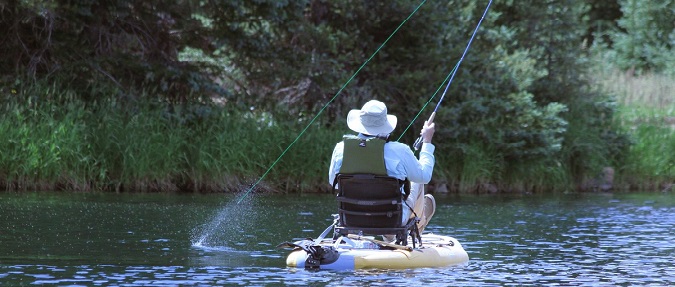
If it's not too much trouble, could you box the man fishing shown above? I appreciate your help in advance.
[328,100,437,235]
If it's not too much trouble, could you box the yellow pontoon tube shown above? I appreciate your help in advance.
[285,233,469,270]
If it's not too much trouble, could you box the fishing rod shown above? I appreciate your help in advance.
[411,0,493,151]
[234,0,429,204]
[234,0,492,203]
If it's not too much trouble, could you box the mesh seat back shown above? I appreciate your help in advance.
[337,174,403,229]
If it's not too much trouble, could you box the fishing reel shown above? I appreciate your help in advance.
[413,136,424,151]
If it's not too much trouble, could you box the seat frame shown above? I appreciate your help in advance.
[333,173,421,247]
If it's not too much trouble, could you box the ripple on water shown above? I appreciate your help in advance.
[0,192,673,286]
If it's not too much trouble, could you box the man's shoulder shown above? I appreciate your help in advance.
[385,141,412,150]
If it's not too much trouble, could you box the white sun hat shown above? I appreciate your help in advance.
[346,100,397,135]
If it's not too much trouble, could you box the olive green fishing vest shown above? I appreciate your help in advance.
[338,135,387,175]
[336,135,411,200]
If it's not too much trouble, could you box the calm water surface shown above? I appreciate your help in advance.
[0,191,673,286]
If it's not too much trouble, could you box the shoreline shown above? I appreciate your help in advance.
[1,174,672,194]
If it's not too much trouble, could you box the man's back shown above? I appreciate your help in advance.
[328,136,435,185]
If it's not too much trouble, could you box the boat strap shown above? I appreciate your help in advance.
[277,239,339,269]
[305,244,339,269]
[347,234,413,252]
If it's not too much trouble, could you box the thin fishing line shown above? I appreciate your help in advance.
[397,0,493,141]
[236,0,428,203]
[396,63,458,141]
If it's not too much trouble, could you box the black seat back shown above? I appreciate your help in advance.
[336,174,403,228]
[334,174,420,247]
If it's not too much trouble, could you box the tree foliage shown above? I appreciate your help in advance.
[585,0,622,46]
[0,0,223,101]
[610,0,675,74]
[0,0,647,189]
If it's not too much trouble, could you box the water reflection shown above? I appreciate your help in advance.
[0,192,673,286]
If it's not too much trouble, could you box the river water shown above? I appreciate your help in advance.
[0,191,673,286]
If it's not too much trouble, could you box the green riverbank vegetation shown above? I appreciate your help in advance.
[0,86,344,192]
[593,67,675,192]
[1,1,673,193]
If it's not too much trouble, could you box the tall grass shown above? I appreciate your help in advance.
[594,69,675,191]
[3,65,672,193]
[439,144,571,194]
[0,86,343,192]
[430,60,675,193]
[600,70,675,109]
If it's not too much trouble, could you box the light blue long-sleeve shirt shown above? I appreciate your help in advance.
[328,134,436,223]
[328,134,436,186]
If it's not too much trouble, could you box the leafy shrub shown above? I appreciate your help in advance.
[610,0,675,74]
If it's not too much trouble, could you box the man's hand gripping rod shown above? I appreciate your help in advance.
[412,0,492,151]
[412,112,435,150]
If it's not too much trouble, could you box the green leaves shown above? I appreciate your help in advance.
[2,0,660,192]
[445,91,568,160]
[611,0,675,73]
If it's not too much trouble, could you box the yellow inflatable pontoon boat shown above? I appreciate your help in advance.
[282,233,469,270]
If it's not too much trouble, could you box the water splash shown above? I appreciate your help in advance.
[191,191,258,249]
